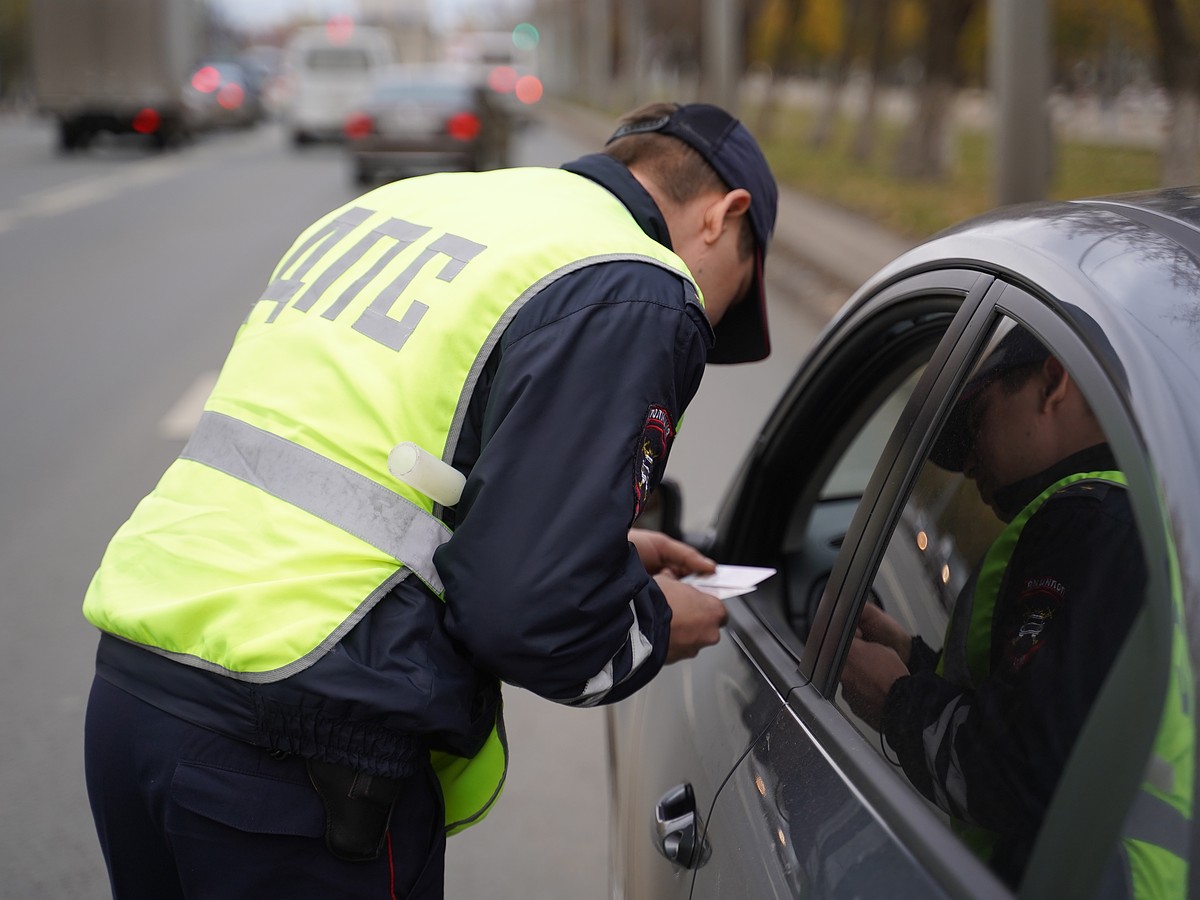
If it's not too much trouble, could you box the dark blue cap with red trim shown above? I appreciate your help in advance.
[608,103,778,363]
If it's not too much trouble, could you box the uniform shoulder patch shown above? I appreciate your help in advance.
[633,405,675,520]
[1051,480,1115,502]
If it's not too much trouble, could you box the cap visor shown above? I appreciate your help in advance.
[708,252,769,364]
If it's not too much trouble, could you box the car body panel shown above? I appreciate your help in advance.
[695,684,1006,899]
[607,596,790,900]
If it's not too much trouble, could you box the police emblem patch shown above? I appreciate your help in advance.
[633,405,674,520]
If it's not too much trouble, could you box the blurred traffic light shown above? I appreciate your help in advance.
[512,23,539,51]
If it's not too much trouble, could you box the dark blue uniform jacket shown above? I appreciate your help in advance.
[94,153,714,778]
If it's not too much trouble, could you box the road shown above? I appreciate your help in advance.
[0,108,848,897]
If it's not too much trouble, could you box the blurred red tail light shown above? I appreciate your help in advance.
[515,75,543,105]
[344,111,374,140]
[217,83,245,110]
[446,112,481,142]
[487,66,518,94]
[132,107,161,134]
[191,65,221,93]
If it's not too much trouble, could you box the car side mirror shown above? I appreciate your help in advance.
[633,478,683,540]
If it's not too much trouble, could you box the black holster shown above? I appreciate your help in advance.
[305,758,404,862]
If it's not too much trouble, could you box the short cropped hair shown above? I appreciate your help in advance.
[604,102,755,261]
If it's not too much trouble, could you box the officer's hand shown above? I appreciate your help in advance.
[629,528,717,578]
[840,637,908,731]
[857,601,914,665]
[657,575,728,664]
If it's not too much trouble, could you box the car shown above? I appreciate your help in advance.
[280,22,394,146]
[343,65,510,186]
[609,187,1200,899]
[183,61,263,132]
[445,30,543,126]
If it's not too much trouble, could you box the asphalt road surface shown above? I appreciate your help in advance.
[0,107,847,898]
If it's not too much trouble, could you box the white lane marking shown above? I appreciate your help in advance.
[23,156,191,219]
[25,179,120,216]
[159,371,219,440]
[3,129,268,231]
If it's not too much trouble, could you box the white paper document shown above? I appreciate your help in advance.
[682,565,777,600]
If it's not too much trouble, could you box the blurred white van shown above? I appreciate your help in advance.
[282,22,394,145]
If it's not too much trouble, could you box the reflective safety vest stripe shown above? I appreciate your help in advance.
[83,167,701,831]
[936,471,1193,895]
[1117,516,1193,899]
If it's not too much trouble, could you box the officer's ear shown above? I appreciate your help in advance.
[1040,357,1070,413]
[701,188,751,247]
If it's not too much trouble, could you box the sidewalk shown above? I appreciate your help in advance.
[538,97,917,295]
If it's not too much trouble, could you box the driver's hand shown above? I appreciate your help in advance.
[857,601,914,665]
[840,637,908,730]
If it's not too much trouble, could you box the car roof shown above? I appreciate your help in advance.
[285,24,393,52]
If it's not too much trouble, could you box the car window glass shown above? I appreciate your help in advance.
[307,48,372,71]
[835,313,1151,893]
[818,368,922,500]
[777,313,950,642]
[374,82,472,104]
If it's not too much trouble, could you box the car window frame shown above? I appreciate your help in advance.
[807,279,1178,899]
[803,277,1002,683]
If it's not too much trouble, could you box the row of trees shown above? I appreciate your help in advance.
[532,0,1200,188]
[0,0,28,106]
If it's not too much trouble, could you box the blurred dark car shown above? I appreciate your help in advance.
[184,61,263,132]
[610,188,1200,899]
[343,65,510,186]
[237,45,283,119]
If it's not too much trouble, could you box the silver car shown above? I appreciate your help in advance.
[610,188,1200,899]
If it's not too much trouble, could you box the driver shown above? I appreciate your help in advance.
[839,326,1190,894]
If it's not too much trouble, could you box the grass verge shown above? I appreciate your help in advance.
[749,105,1162,239]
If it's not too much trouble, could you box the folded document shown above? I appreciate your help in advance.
[682,565,776,600]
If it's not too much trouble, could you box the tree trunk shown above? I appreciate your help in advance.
[811,0,865,148]
[894,78,956,178]
[1143,0,1200,186]
[892,0,976,180]
[851,0,891,161]
[754,0,806,139]
[1162,89,1200,186]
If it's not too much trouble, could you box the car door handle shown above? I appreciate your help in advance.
[654,782,710,869]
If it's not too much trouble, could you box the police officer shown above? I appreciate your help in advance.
[840,326,1191,895]
[82,101,778,899]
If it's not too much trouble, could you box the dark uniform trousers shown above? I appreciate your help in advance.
[85,675,446,899]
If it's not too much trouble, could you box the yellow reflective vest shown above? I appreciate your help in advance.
[84,166,700,833]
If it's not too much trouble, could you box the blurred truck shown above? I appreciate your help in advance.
[30,0,201,152]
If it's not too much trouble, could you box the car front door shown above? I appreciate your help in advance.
[676,270,1002,897]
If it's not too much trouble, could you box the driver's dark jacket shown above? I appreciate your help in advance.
[93,153,713,777]
[881,444,1143,888]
